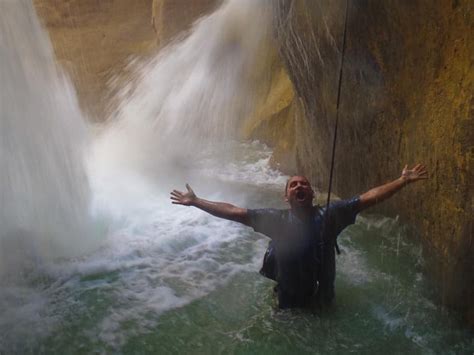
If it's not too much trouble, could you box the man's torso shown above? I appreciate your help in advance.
[248,197,360,308]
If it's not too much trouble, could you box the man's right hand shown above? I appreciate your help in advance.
[170,184,197,206]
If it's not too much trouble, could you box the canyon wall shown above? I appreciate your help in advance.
[151,0,218,48]
[33,0,157,120]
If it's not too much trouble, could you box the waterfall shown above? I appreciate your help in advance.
[0,0,95,274]
[90,0,274,187]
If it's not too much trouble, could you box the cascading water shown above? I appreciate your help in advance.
[90,0,274,186]
[0,1,95,275]
[1,0,473,353]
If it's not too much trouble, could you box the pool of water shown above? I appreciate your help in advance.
[1,142,472,354]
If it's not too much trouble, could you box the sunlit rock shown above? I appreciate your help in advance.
[33,0,157,121]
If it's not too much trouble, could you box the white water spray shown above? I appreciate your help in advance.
[0,0,95,273]
[91,0,274,188]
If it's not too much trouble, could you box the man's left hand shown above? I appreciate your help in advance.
[401,164,428,183]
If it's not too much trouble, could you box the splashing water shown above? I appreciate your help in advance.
[90,0,274,187]
[0,0,96,276]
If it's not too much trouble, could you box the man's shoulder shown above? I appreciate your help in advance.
[327,196,361,212]
[323,196,361,235]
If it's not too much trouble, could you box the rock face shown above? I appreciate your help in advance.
[271,0,473,326]
[33,0,157,120]
[241,64,298,173]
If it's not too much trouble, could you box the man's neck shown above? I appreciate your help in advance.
[291,205,316,221]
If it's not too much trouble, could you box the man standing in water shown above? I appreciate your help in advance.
[170,164,428,309]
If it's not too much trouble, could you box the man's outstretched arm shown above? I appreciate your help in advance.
[170,184,250,225]
[358,164,428,211]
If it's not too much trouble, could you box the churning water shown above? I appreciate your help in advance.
[0,0,473,354]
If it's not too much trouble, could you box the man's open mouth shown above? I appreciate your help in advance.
[296,190,306,201]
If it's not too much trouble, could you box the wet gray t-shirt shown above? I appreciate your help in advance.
[248,197,360,307]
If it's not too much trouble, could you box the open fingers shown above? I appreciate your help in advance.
[418,166,428,174]
[171,190,183,197]
[410,164,427,173]
[413,164,428,179]
[170,196,185,205]
[415,164,427,173]
[170,190,184,204]
[418,170,429,179]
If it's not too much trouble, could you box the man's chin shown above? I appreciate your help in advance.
[291,198,312,208]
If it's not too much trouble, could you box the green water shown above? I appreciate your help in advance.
[5,214,472,354]
[1,144,472,354]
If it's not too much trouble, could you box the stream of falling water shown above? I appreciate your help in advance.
[0,1,98,275]
[1,0,473,354]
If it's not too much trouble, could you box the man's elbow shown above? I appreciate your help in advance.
[231,207,250,226]
[358,194,377,211]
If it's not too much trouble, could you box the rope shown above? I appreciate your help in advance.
[324,0,350,255]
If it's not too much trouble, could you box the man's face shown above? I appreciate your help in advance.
[285,176,314,208]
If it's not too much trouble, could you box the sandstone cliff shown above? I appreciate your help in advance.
[152,0,218,48]
[33,0,157,120]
